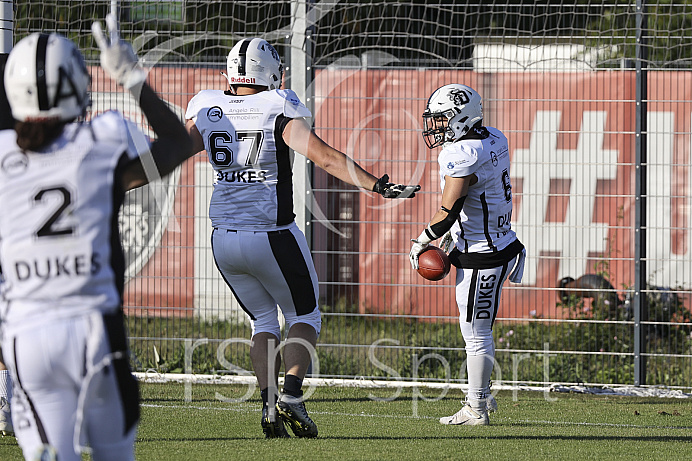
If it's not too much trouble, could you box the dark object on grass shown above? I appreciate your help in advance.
[558,274,629,319]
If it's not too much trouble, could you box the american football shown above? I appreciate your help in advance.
[416,246,451,281]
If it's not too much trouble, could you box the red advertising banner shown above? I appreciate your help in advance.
[314,69,691,320]
[99,66,691,320]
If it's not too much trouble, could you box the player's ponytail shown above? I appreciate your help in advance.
[14,120,67,151]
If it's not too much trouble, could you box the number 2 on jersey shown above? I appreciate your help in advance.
[33,186,75,237]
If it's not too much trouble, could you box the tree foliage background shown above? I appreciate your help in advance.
[12,0,692,68]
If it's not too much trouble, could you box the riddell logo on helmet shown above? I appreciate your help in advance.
[230,77,257,84]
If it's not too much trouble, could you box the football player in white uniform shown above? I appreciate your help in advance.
[186,37,419,438]
[0,16,194,460]
[410,84,525,425]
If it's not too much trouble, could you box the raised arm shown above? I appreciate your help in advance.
[92,15,194,191]
[119,83,194,190]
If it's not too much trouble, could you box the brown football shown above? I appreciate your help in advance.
[416,246,451,281]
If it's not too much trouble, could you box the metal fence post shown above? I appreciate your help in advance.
[290,0,314,244]
[634,0,648,387]
[0,1,13,131]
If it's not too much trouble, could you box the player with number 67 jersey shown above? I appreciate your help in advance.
[186,37,419,440]
[185,87,312,230]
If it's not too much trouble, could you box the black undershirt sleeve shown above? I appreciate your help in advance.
[427,196,466,239]
[276,114,292,137]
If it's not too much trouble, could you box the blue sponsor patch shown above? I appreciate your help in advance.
[447,162,455,170]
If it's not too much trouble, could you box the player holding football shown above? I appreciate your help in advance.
[0,16,194,460]
[185,37,419,438]
[410,84,525,425]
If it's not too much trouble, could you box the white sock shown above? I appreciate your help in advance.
[466,354,493,403]
[0,370,12,402]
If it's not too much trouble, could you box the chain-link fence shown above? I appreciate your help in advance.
[11,0,692,389]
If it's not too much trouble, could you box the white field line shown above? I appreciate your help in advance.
[134,372,692,398]
[139,403,692,430]
[135,372,546,392]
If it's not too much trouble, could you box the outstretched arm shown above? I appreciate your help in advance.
[283,117,377,190]
[283,118,419,198]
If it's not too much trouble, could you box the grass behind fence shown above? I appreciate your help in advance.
[125,305,692,388]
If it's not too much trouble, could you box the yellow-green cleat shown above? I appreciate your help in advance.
[276,393,318,438]
[261,403,290,438]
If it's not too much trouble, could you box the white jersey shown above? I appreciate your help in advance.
[0,111,149,327]
[185,89,311,231]
[439,126,516,253]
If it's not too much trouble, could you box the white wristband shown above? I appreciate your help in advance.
[414,228,434,245]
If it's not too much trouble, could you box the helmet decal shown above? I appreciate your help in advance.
[36,34,50,111]
[54,65,86,108]
[267,44,280,63]
[447,89,470,106]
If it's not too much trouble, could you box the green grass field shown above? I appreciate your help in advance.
[1,383,691,460]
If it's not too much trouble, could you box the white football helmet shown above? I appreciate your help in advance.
[4,33,90,122]
[422,83,483,148]
[225,38,283,90]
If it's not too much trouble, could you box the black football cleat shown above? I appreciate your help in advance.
[276,393,318,438]
[261,403,290,438]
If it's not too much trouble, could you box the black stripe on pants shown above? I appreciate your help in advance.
[103,310,140,434]
[268,229,317,316]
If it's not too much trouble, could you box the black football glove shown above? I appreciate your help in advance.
[373,174,420,199]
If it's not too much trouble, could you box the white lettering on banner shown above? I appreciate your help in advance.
[646,112,692,289]
[511,111,618,285]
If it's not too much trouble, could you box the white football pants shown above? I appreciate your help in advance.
[2,310,138,461]
[212,222,322,340]
[455,255,518,400]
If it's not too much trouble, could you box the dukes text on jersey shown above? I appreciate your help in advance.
[216,169,267,183]
[13,252,102,282]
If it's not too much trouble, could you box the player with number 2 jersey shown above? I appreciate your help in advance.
[0,19,194,461]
